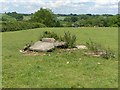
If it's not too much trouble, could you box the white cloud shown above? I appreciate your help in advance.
[0,0,119,14]
[43,0,71,8]
[93,0,119,5]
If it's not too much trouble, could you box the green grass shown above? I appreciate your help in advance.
[2,27,118,88]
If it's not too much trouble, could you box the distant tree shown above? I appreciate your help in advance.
[116,15,120,27]
[64,17,71,22]
[6,12,23,21]
[2,17,6,21]
[70,16,78,22]
[86,14,92,16]
[31,8,60,27]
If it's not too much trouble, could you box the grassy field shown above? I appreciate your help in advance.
[2,27,118,88]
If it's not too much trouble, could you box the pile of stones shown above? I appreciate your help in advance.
[20,38,88,53]
[21,38,66,52]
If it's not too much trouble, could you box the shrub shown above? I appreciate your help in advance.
[40,31,60,40]
[63,31,76,48]
[40,31,77,48]
[86,40,102,52]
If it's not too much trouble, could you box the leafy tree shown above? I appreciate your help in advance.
[6,12,23,21]
[31,8,60,27]
[64,17,71,22]
[70,16,78,22]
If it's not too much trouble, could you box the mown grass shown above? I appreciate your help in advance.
[2,27,118,88]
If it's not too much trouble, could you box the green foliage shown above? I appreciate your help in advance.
[40,31,76,48]
[1,14,17,21]
[117,14,120,27]
[31,8,60,27]
[40,31,60,40]
[63,31,76,48]
[2,21,46,32]
[70,16,78,22]
[64,17,71,22]
[61,14,118,27]
[101,48,116,59]
[64,16,78,22]
[86,40,115,59]
[23,16,31,21]
[86,40,102,52]
[1,12,118,28]
[6,12,23,21]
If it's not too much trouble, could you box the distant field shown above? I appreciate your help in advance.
[2,27,118,88]
[23,16,31,21]
[57,16,65,20]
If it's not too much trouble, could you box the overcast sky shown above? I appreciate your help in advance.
[0,0,119,14]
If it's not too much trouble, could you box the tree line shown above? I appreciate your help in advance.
[1,8,119,32]
[59,14,118,27]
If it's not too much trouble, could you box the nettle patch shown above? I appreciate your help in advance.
[20,31,115,60]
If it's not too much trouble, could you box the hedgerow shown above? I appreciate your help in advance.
[2,21,46,32]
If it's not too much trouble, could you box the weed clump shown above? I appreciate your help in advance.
[40,31,60,40]
[86,40,102,52]
[40,31,77,48]
[63,31,76,48]
[101,48,115,59]
[86,40,115,59]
